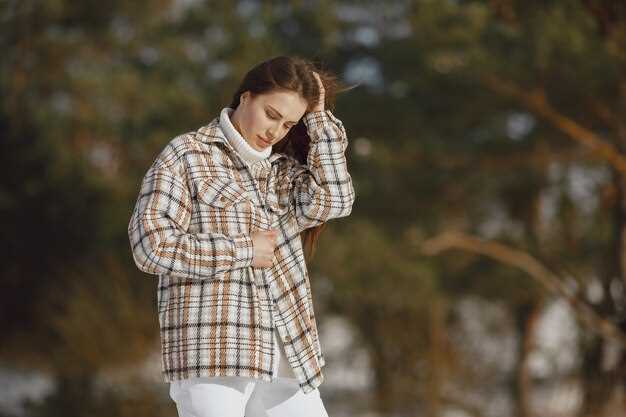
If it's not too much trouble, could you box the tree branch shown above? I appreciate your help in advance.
[421,231,626,347]
[480,74,626,176]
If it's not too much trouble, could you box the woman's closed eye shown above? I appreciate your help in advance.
[266,111,293,129]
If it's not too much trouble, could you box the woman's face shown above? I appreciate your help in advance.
[230,89,308,151]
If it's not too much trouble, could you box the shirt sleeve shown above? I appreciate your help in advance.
[278,109,356,232]
[127,162,254,280]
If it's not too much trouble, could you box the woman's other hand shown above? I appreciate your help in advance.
[311,71,325,112]
[251,229,279,268]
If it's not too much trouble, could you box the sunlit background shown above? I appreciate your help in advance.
[2,0,626,416]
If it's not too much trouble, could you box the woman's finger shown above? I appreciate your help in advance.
[312,71,325,94]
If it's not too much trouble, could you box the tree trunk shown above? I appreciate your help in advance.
[513,301,543,417]
[579,168,626,417]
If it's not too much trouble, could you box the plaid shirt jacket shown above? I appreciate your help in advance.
[127,109,355,394]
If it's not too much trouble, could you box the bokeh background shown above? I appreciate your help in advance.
[2,0,626,416]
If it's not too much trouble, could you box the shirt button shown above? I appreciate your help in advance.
[219,196,226,202]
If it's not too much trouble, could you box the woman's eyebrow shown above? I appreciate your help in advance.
[267,105,296,124]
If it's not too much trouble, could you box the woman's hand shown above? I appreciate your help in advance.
[251,229,279,268]
[311,71,325,112]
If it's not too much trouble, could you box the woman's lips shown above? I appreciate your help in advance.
[258,135,272,145]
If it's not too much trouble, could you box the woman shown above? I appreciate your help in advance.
[127,55,355,417]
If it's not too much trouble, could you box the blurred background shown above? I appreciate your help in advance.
[2,0,626,416]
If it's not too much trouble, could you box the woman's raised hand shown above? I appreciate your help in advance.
[251,229,279,268]
[311,71,325,112]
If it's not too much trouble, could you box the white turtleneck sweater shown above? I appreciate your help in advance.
[218,106,296,380]
[219,107,272,165]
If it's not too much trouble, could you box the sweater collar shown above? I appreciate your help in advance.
[193,113,287,167]
[219,107,271,165]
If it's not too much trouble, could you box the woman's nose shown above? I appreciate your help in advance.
[267,125,278,140]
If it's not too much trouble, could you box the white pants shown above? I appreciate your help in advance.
[169,375,329,417]
[169,330,329,417]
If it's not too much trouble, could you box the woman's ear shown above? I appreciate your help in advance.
[240,90,251,105]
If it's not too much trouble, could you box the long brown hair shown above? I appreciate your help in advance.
[228,55,352,261]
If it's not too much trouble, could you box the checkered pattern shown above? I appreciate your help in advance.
[127,109,355,394]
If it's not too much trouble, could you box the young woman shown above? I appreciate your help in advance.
[127,55,355,417]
